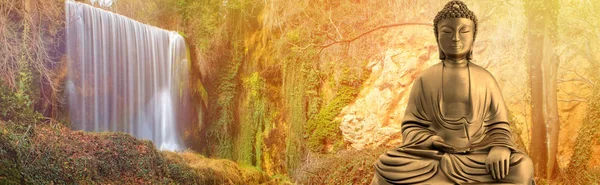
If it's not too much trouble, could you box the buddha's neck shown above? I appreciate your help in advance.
[444,58,469,67]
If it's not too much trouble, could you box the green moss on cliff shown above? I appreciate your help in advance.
[283,57,310,172]
[237,72,268,167]
[305,67,365,153]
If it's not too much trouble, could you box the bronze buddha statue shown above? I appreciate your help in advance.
[371,1,534,184]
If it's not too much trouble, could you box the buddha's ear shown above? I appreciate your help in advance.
[466,49,473,60]
[439,45,446,60]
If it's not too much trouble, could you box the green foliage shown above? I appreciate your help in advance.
[0,0,64,125]
[283,58,310,172]
[4,125,171,184]
[0,12,42,124]
[237,72,268,167]
[177,0,223,52]
[0,124,24,184]
[305,67,363,153]
[0,61,43,124]
[115,0,376,177]
[305,66,322,121]
[190,0,262,160]
[285,29,302,44]
[0,122,286,184]
[0,86,41,124]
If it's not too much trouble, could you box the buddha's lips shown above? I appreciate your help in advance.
[450,44,462,48]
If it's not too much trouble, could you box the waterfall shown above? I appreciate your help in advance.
[65,1,190,151]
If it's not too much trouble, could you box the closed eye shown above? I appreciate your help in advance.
[440,27,453,33]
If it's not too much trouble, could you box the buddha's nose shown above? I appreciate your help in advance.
[452,33,460,41]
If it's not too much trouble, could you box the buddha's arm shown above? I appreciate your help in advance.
[478,75,515,179]
[401,77,438,149]
[480,123,515,151]
[403,122,465,153]
[401,121,437,149]
[476,76,517,151]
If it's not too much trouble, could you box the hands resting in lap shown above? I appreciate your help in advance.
[430,136,511,180]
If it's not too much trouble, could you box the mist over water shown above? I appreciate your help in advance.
[65,1,189,151]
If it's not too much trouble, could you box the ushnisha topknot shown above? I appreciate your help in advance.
[433,0,478,41]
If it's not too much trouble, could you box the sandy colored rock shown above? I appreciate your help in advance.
[339,28,438,150]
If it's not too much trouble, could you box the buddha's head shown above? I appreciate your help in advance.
[434,0,478,60]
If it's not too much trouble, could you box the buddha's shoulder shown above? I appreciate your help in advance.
[468,62,497,80]
[416,63,443,81]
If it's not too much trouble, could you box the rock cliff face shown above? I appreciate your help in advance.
[339,28,439,150]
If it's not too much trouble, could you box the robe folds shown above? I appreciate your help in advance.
[373,62,529,184]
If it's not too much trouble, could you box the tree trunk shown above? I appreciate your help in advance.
[543,39,560,179]
[527,24,548,179]
[524,0,560,179]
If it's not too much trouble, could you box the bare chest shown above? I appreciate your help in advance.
[442,67,470,118]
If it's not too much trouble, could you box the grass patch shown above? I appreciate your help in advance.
[294,148,385,185]
[0,121,287,184]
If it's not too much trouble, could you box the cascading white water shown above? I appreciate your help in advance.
[65,1,189,151]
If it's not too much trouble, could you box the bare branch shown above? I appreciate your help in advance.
[558,78,592,84]
[318,22,433,54]
[558,85,590,100]
[290,43,319,51]
[558,99,587,103]
[559,66,595,86]
[322,9,342,40]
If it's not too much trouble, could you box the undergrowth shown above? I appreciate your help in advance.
[0,122,285,184]
[294,148,385,185]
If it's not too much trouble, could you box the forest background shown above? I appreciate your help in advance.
[0,0,599,184]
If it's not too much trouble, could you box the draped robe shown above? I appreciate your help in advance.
[373,62,531,184]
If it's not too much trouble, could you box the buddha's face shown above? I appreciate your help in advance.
[437,18,474,60]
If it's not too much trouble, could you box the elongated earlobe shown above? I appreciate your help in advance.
[466,49,473,60]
